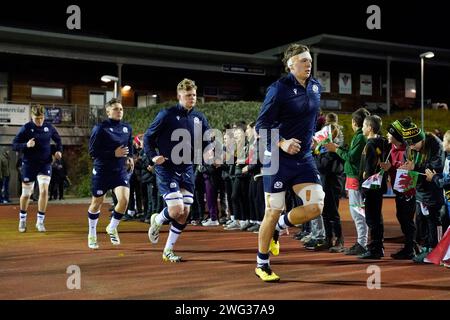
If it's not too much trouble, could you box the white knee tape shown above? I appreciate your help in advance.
[297,184,325,206]
[21,182,35,197]
[164,191,184,207]
[181,190,194,207]
[37,175,51,187]
[264,192,286,211]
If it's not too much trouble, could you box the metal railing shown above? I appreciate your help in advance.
[1,101,136,128]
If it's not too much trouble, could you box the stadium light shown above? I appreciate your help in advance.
[101,75,119,98]
[420,51,434,132]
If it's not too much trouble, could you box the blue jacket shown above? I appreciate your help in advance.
[89,118,133,174]
[144,103,210,171]
[12,121,62,164]
[256,73,321,161]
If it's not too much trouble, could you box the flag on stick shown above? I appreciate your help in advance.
[362,170,384,189]
[313,125,332,154]
[393,169,419,193]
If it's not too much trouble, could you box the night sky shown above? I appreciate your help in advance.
[1,1,449,53]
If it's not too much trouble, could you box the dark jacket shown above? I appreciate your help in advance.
[408,133,444,206]
[359,135,389,193]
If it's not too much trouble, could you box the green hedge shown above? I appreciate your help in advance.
[123,101,262,133]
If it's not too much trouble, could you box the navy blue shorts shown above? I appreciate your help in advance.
[91,168,130,197]
[155,165,194,196]
[262,154,320,193]
[21,162,52,183]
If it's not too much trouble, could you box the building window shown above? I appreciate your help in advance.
[31,86,64,98]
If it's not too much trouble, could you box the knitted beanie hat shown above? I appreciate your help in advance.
[387,120,405,143]
[400,118,425,145]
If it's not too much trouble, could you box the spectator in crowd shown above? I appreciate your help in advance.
[50,155,67,200]
[324,108,370,256]
[0,147,11,203]
[243,122,264,233]
[399,119,444,262]
[358,115,389,259]
[380,119,418,259]
[315,116,345,252]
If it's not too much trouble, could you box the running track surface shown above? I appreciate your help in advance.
[0,198,449,300]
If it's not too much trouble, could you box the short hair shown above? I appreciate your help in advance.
[444,130,450,141]
[105,98,121,108]
[31,104,45,116]
[325,112,338,124]
[282,43,309,72]
[352,107,370,128]
[177,78,197,92]
[364,115,382,134]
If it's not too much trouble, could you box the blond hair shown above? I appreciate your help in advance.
[31,104,45,116]
[177,78,197,92]
[282,43,309,72]
[444,130,450,141]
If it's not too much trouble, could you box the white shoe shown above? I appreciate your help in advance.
[202,218,219,226]
[18,220,27,233]
[35,222,46,232]
[148,213,162,244]
[106,225,120,245]
[162,249,182,262]
[224,220,241,230]
[88,236,99,249]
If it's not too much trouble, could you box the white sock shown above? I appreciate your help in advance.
[109,217,121,230]
[19,212,27,221]
[37,213,45,224]
[156,208,170,225]
[88,211,99,237]
[164,224,182,251]
[276,214,289,232]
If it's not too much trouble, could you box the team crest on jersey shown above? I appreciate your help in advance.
[274,181,283,189]
[193,117,200,124]
[293,89,298,95]
[123,127,128,133]
[96,190,104,195]
[109,128,113,132]
[170,182,177,188]
[44,127,49,132]
[92,168,97,175]
[176,116,180,121]
[31,129,34,132]
[312,84,319,93]
[23,177,29,182]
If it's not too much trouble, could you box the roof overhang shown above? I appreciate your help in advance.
[257,34,450,67]
[0,26,280,74]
